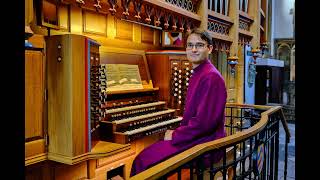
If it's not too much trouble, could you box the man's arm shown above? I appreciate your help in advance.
[171,74,227,145]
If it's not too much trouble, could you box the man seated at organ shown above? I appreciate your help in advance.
[130,28,227,176]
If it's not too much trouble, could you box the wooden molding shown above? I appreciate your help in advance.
[208,31,233,42]
[208,11,234,24]
[144,0,201,22]
[48,141,130,165]
[25,153,47,166]
[239,10,254,22]
[238,29,254,37]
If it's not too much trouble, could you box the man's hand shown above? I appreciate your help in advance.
[164,130,174,140]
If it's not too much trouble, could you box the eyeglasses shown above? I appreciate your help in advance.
[186,43,207,50]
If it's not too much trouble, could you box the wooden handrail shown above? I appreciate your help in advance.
[130,104,285,180]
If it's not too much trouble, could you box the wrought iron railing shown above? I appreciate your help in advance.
[130,104,291,180]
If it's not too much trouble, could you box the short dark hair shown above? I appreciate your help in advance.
[186,28,213,46]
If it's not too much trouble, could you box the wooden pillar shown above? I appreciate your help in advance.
[199,0,208,31]
[228,0,240,103]
[249,0,261,49]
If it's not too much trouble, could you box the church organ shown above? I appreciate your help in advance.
[97,48,182,144]
[146,50,193,116]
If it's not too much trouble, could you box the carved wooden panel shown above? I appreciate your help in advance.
[83,10,107,35]
[58,4,69,31]
[25,50,44,141]
[115,19,133,40]
[141,27,154,44]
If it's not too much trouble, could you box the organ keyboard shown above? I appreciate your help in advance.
[98,48,182,144]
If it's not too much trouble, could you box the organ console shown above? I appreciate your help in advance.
[97,47,183,144]
[146,50,192,116]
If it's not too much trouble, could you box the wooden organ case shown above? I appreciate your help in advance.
[47,34,103,162]
[98,47,182,144]
[146,50,193,116]
[46,34,131,166]
[44,35,182,179]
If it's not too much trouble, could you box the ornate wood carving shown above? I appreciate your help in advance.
[213,40,231,54]
[133,0,143,20]
[171,15,178,31]
[154,8,163,26]
[238,35,252,45]
[144,4,153,24]
[165,0,198,13]
[179,16,185,32]
[163,11,171,29]
[94,0,102,10]
[121,0,131,18]
[108,0,117,15]
[59,0,201,32]
[207,16,232,36]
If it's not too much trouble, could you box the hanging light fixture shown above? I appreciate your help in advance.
[251,48,261,64]
[227,55,239,75]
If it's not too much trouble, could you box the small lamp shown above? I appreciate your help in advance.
[251,48,261,64]
[227,55,239,75]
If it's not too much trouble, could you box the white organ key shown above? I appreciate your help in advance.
[106,101,165,114]
[124,117,183,135]
[114,109,176,124]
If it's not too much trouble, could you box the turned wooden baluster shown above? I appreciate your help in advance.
[133,0,143,20]
[76,0,85,6]
[221,42,225,52]
[154,9,163,26]
[179,16,185,32]
[186,20,192,33]
[163,12,171,29]
[214,41,219,51]
[225,44,230,55]
[121,0,131,18]
[108,0,117,15]
[172,15,178,31]
[144,4,152,24]
[94,0,102,10]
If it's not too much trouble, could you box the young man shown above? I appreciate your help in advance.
[130,28,227,177]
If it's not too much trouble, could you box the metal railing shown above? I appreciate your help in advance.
[130,104,291,180]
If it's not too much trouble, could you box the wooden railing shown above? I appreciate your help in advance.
[130,103,291,180]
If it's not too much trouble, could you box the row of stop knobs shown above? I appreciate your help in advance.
[171,66,193,104]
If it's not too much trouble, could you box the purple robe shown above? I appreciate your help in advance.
[130,59,227,176]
